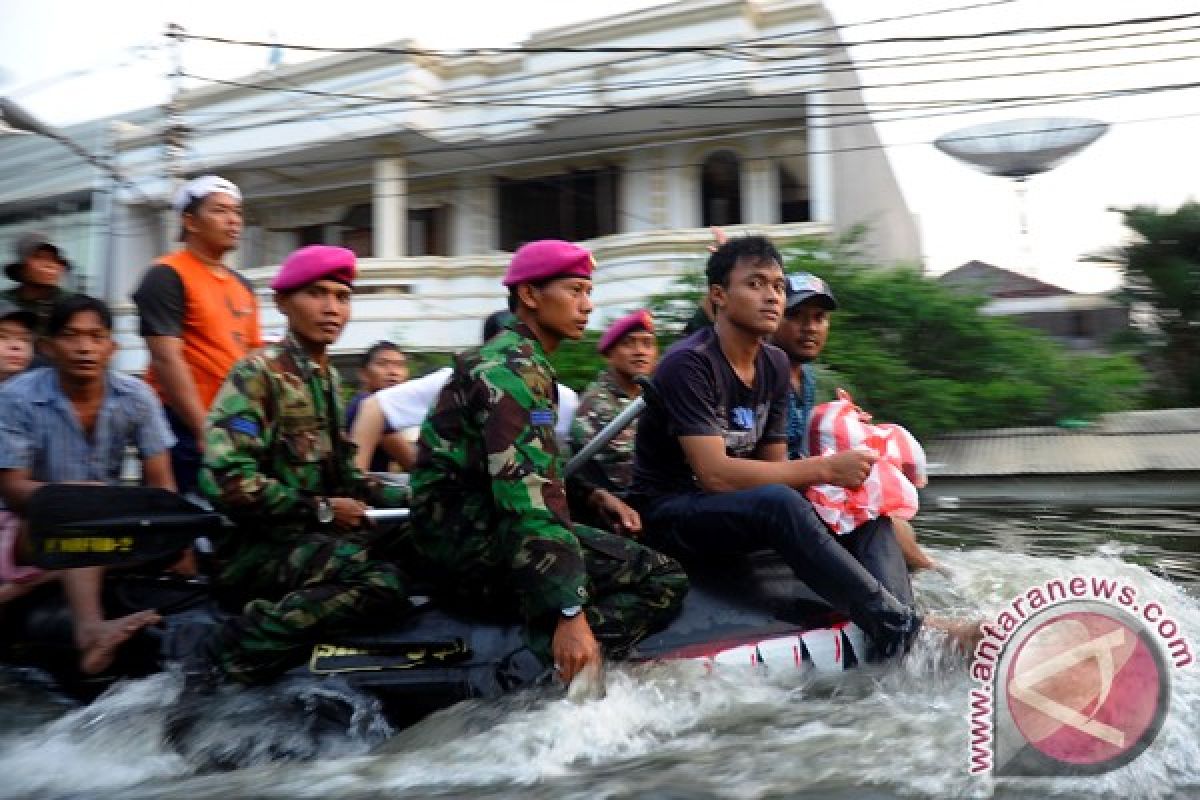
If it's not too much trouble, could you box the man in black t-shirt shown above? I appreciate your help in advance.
[630,236,921,661]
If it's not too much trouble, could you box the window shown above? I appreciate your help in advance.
[407,207,448,257]
[778,163,810,223]
[497,167,619,251]
[701,150,742,227]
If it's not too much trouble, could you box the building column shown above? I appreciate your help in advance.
[743,136,778,225]
[663,144,696,229]
[806,96,834,224]
[373,154,407,258]
[619,151,652,234]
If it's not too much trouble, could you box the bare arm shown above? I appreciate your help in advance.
[145,336,207,440]
[380,431,417,471]
[678,435,875,494]
[0,468,42,513]
[349,395,387,472]
[142,452,177,492]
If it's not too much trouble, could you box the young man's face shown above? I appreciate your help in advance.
[772,300,831,364]
[22,249,66,288]
[607,330,657,383]
[711,257,786,337]
[277,279,352,350]
[360,348,408,392]
[183,192,243,253]
[0,319,34,380]
[526,277,594,341]
[47,310,115,383]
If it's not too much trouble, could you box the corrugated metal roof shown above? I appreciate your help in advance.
[926,409,1200,477]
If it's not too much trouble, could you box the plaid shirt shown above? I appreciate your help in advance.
[0,367,175,483]
[786,363,817,460]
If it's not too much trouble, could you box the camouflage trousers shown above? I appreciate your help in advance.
[396,524,688,662]
[209,533,410,685]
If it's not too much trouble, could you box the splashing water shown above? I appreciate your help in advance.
[2,510,1199,799]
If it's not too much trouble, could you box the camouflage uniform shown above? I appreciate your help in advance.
[570,369,638,493]
[199,335,410,684]
[0,286,72,338]
[406,319,687,660]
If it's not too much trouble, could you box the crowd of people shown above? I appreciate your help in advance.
[0,172,967,691]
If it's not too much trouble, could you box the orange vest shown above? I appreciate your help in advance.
[145,250,262,410]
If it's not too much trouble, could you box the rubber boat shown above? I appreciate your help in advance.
[1,391,867,737]
[0,483,864,725]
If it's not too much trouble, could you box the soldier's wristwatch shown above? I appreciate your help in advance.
[560,605,583,619]
[316,497,335,526]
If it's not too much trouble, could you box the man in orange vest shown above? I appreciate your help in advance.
[133,175,262,495]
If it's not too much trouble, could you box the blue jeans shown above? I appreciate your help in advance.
[640,484,915,647]
[165,406,201,497]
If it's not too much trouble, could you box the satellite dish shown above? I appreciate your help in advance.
[933,117,1108,274]
[934,117,1108,179]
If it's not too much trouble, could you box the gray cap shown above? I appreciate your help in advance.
[784,272,838,312]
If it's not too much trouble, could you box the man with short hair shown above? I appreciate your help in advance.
[133,175,261,495]
[2,233,74,338]
[344,341,409,473]
[570,309,658,494]
[630,235,921,662]
[0,294,174,673]
[350,311,579,472]
[406,240,687,685]
[197,245,410,686]
[770,273,935,571]
[0,298,36,383]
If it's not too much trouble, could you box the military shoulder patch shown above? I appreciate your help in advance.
[228,416,261,437]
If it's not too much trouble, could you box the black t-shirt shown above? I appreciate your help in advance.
[132,262,256,337]
[631,326,789,501]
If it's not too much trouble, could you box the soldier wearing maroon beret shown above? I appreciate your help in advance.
[570,310,658,494]
[191,245,410,688]
[407,239,687,688]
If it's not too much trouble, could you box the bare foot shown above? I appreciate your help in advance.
[77,610,162,675]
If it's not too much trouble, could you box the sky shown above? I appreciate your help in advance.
[3,0,1199,292]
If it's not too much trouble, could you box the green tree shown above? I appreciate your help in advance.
[631,229,1144,438]
[1089,202,1200,406]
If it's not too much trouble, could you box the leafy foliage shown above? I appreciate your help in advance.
[1089,202,1200,405]
[625,228,1144,438]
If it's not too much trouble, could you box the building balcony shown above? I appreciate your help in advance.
[111,221,830,372]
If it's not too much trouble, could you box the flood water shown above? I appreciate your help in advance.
[2,507,1199,800]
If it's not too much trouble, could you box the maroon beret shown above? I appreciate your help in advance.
[502,239,594,287]
[271,245,357,292]
[598,309,655,354]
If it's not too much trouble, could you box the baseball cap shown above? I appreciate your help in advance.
[784,272,838,312]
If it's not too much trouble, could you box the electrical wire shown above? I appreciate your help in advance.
[175,9,1200,57]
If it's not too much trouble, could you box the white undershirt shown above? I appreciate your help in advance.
[376,367,578,443]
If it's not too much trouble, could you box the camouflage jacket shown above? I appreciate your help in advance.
[0,286,72,338]
[408,319,596,615]
[570,369,638,492]
[199,334,406,539]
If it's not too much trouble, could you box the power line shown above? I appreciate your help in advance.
[181,31,1200,138]
[27,74,1197,191]
[175,39,1200,145]
[179,100,1200,200]
[176,9,1200,57]
[176,14,1200,130]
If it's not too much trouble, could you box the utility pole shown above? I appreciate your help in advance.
[162,22,188,252]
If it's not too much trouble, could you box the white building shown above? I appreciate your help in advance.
[0,0,921,371]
